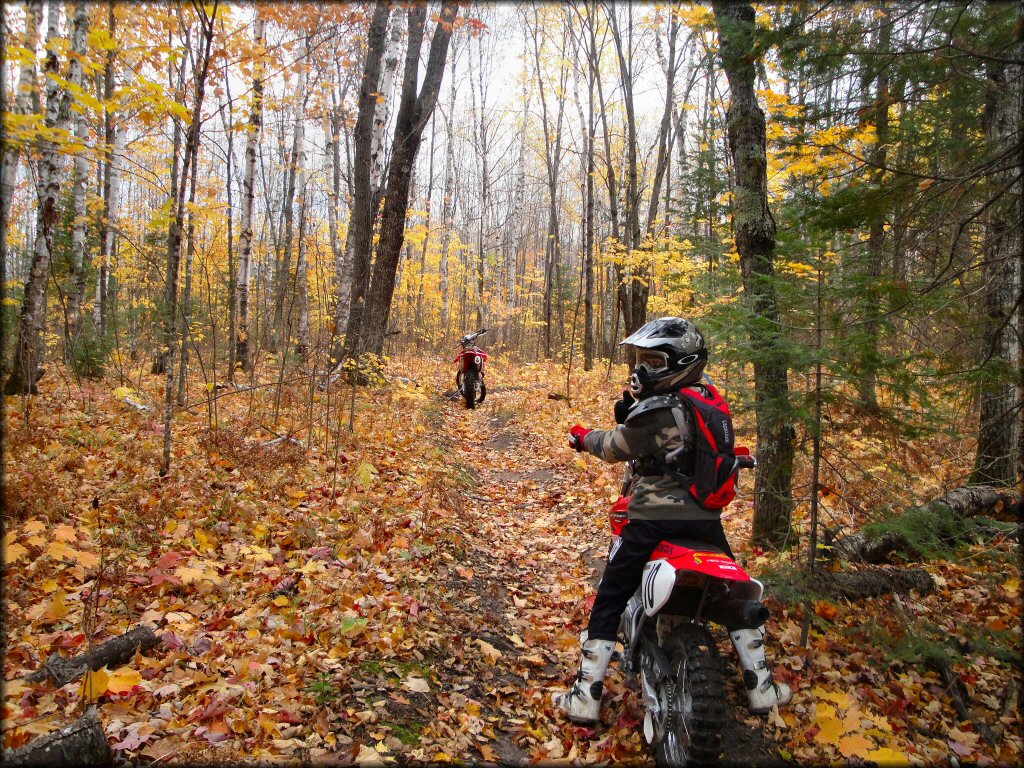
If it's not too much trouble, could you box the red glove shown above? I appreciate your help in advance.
[568,425,591,452]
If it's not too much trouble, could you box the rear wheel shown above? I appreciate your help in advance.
[652,624,726,767]
[463,370,478,409]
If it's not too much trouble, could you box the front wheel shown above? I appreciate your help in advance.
[652,624,726,767]
[463,370,478,409]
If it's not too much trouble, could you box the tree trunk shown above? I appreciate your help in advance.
[273,34,308,353]
[855,7,891,411]
[94,1,117,338]
[161,5,216,475]
[609,4,648,334]
[5,709,110,768]
[5,2,86,395]
[338,2,392,363]
[583,2,597,370]
[712,1,796,549]
[361,2,459,356]
[235,13,265,374]
[176,144,200,407]
[0,1,42,325]
[972,26,1022,486]
[64,2,96,362]
[438,47,458,341]
[223,86,236,379]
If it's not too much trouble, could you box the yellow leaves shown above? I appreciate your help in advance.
[779,259,818,279]
[242,544,274,563]
[354,461,377,489]
[866,747,910,765]
[173,562,221,585]
[81,665,143,699]
[5,541,29,564]
[40,589,71,625]
[812,715,843,745]
[838,733,874,758]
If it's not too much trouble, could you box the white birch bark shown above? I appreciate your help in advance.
[65,43,92,357]
[235,14,265,372]
[0,1,42,252]
[291,40,309,356]
[5,1,85,394]
[370,10,405,195]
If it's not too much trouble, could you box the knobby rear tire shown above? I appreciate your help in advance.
[654,624,726,767]
[463,370,478,409]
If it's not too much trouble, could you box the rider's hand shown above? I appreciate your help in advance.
[568,425,591,452]
[614,389,636,424]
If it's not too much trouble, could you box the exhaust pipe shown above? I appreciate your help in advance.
[704,598,770,630]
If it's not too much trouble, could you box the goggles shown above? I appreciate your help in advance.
[634,349,669,372]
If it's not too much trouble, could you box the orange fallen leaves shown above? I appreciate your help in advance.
[2,357,1020,767]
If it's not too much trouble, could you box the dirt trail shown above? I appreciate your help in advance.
[410,389,784,766]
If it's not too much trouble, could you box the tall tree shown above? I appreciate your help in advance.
[235,12,266,374]
[6,2,87,395]
[712,0,796,549]
[359,1,459,356]
[160,1,217,474]
[972,8,1022,486]
[0,0,42,308]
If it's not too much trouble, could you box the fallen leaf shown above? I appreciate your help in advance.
[838,733,874,758]
[403,676,430,693]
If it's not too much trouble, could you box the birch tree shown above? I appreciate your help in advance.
[235,12,266,374]
[5,2,88,395]
[361,1,459,355]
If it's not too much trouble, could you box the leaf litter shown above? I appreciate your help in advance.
[2,359,1021,765]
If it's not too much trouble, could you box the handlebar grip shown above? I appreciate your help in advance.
[736,455,757,469]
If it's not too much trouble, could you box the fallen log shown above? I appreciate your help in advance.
[829,485,1021,564]
[821,566,934,600]
[4,709,111,767]
[26,625,160,687]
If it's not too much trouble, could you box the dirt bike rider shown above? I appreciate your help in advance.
[552,316,792,725]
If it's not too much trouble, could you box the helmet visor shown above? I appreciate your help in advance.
[634,349,669,373]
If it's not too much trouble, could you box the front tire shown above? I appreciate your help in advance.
[463,370,478,409]
[652,624,726,767]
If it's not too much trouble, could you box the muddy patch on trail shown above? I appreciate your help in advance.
[483,432,518,452]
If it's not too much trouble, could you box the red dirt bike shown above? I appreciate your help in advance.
[610,447,764,766]
[453,329,488,409]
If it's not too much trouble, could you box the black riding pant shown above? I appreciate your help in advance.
[586,518,734,642]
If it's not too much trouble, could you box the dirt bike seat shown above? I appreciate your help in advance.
[659,538,728,555]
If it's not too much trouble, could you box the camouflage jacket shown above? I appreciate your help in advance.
[582,390,718,521]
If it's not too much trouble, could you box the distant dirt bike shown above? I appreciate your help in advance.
[611,448,764,766]
[454,329,488,409]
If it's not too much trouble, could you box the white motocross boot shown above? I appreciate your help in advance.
[730,626,793,714]
[551,633,616,724]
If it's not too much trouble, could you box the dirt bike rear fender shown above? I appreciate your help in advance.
[651,541,751,582]
[641,546,751,617]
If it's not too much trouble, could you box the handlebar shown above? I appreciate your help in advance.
[458,328,488,346]
[736,455,757,470]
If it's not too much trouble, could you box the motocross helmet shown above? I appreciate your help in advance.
[620,316,707,397]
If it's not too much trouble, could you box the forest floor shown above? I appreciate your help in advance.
[2,355,1021,765]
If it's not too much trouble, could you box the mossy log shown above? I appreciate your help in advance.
[4,709,111,767]
[821,566,935,600]
[25,625,160,687]
[829,485,1021,564]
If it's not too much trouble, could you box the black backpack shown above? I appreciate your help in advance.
[665,382,739,510]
